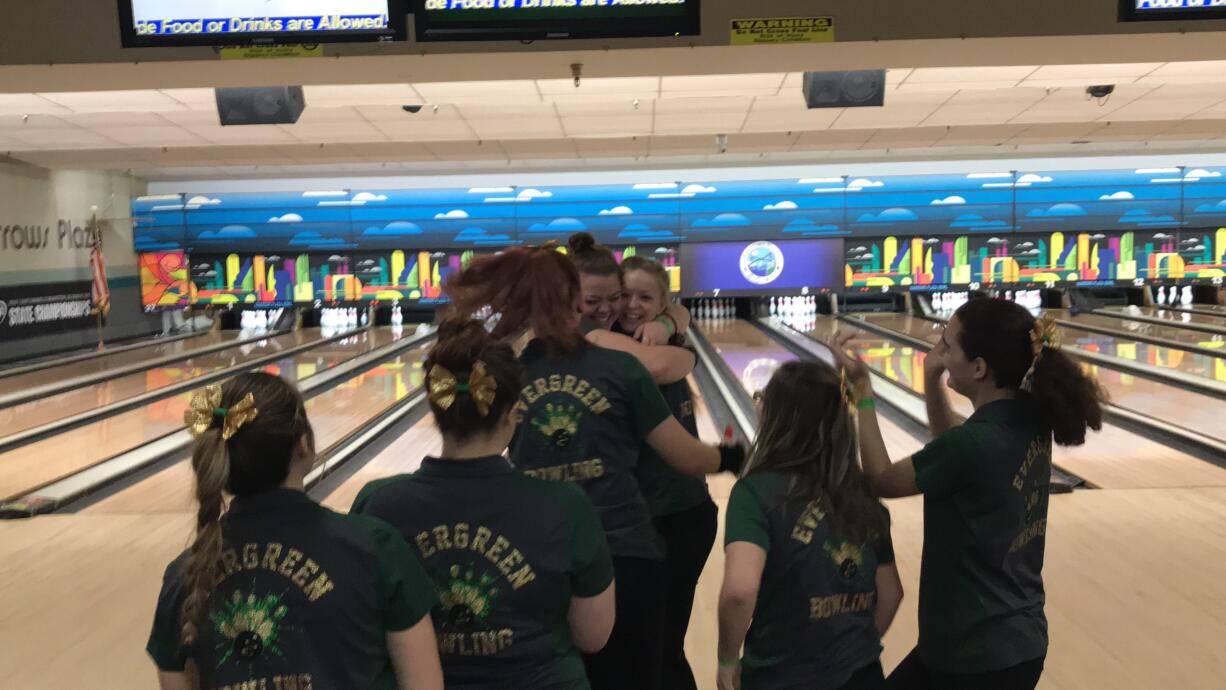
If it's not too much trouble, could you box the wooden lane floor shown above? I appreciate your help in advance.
[1061,310,1226,351]
[15,419,1226,687]
[0,329,321,439]
[839,314,1226,490]
[0,330,233,398]
[0,329,403,503]
[83,340,434,514]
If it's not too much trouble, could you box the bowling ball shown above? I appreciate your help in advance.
[744,246,779,280]
[234,631,264,660]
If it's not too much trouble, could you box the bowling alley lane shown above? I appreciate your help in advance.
[1098,305,1226,331]
[1059,310,1226,352]
[698,318,927,461]
[0,329,326,440]
[86,339,434,514]
[858,312,1226,444]
[1055,323,1226,384]
[0,328,409,504]
[0,330,235,399]
[844,313,1226,489]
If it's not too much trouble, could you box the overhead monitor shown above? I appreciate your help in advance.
[118,1,405,48]
[413,0,700,42]
[680,239,844,297]
[1120,1,1226,22]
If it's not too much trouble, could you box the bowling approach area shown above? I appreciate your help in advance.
[5,1,1226,687]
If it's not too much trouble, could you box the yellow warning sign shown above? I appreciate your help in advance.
[731,17,834,46]
[219,44,322,60]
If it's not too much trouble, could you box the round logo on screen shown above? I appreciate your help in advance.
[0,300,7,327]
[739,242,785,286]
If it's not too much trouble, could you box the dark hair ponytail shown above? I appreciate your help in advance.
[747,360,887,545]
[444,245,583,352]
[426,319,524,441]
[567,232,621,278]
[179,372,312,646]
[954,299,1105,446]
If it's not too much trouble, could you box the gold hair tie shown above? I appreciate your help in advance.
[184,385,259,441]
[839,368,859,412]
[1029,313,1061,357]
[427,362,498,417]
[536,240,560,252]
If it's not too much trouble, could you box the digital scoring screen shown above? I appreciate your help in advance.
[415,0,700,41]
[680,239,844,297]
[1121,0,1226,21]
[120,0,403,47]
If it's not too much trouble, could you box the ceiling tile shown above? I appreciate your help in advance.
[538,76,660,99]
[792,129,875,150]
[1008,84,1156,124]
[662,73,786,98]
[7,129,121,149]
[92,126,207,147]
[423,140,510,160]
[863,127,948,148]
[38,90,187,112]
[304,83,424,107]
[413,80,541,104]
[573,136,649,158]
[936,124,1029,146]
[0,114,76,131]
[374,119,477,141]
[186,125,301,145]
[282,121,386,143]
[0,94,68,116]
[829,93,951,129]
[903,66,1039,85]
[160,88,219,111]
[501,139,579,159]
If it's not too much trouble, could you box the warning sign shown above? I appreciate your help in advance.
[219,44,322,60]
[731,17,834,46]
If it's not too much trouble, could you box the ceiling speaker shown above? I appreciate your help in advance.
[215,86,306,126]
[802,70,886,109]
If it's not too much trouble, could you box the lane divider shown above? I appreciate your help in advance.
[0,329,205,381]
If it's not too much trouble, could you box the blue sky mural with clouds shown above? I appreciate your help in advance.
[134,164,1226,253]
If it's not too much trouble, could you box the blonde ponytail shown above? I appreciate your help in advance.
[180,428,230,646]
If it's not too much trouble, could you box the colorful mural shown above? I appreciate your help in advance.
[139,251,190,311]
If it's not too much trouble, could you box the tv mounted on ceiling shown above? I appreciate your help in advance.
[412,0,700,42]
[1120,0,1226,22]
[118,0,406,48]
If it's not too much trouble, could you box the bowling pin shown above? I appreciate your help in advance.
[1157,286,1167,305]
[1182,286,1193,306]
[770,296,778,317]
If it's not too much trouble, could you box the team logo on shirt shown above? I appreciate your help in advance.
[532,403,582,449]
[739,241,785,286]
[437,565,501,630]
[824,541,865,580]
[212,589,291,667]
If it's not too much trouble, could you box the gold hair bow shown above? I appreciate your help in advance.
[1029,313,1061,357]
[184,385,259,440]
[427,362,498,417]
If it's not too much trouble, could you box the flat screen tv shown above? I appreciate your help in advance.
[413,0,700,42]
[118,0,406,48]
[680,239,844,297]
[1120,0,1226,22]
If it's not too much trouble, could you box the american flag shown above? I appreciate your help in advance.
[90,224,110,318]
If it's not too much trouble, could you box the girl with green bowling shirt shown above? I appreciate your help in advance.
[830,299,1105,690]
[146,373,443,690]
[444,245,744,690]
[619,255,717,690]
[568,232,696,384]
[718,360,903,690]
[351,319,617,689]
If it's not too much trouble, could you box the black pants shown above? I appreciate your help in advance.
[584,556,666,690]
[887,648,1045,690]
[838,660,887,690]
[653,500,718,690]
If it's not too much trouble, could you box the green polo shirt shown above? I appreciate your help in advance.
[147,489,436,689]
[725,472,893,690]
[511,339,674,560]
[634,376,711,517]
[353,456,614,690]
[912,396,1051,673]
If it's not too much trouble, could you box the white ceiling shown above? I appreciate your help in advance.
[4,60,1226,177]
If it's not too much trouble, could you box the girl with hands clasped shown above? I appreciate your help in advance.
[718,360,903,690]
[828,298,1105,690]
